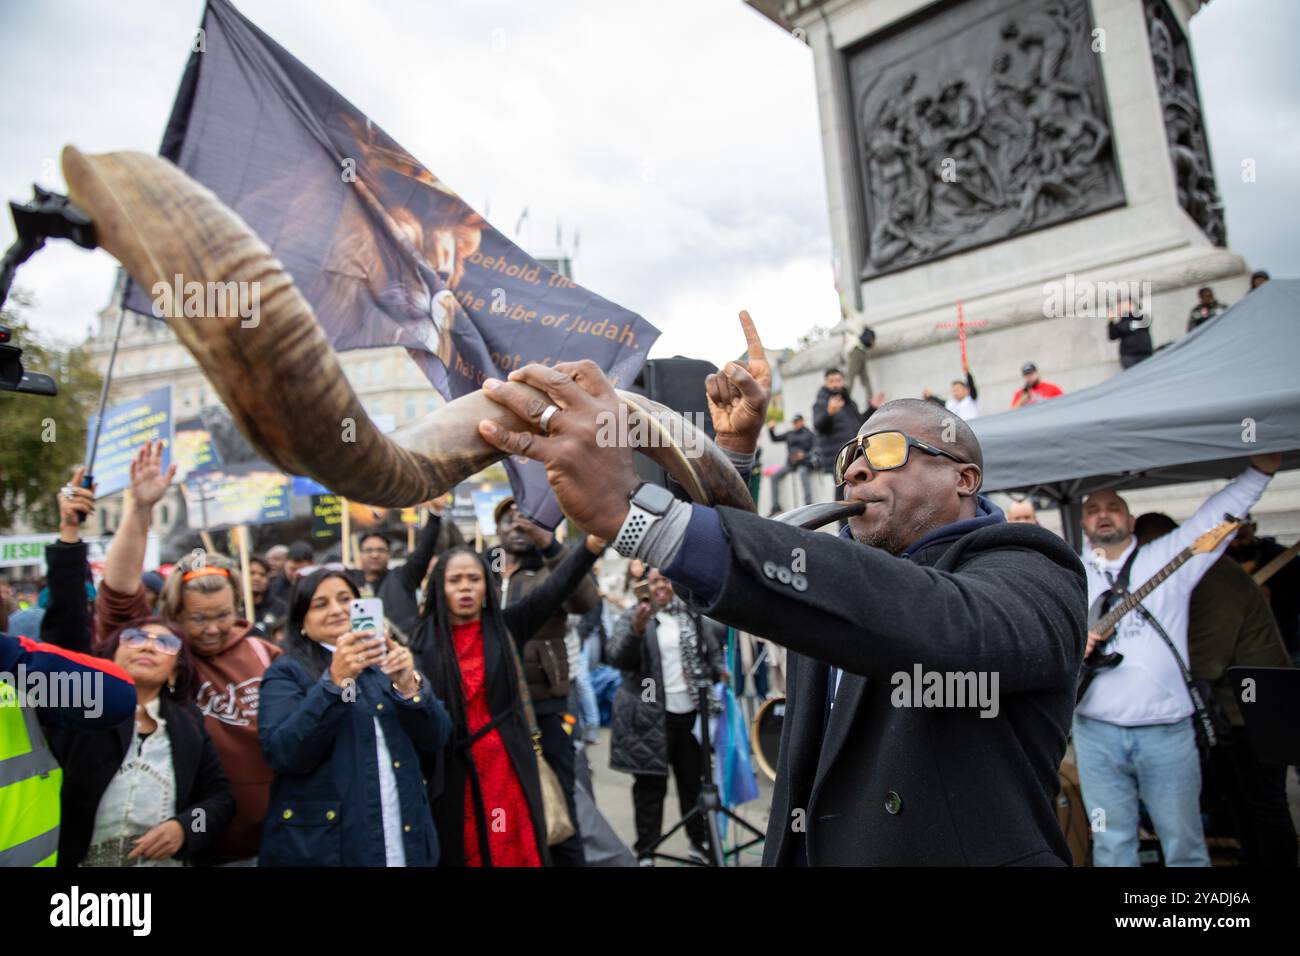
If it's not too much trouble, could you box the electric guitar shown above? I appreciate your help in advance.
[1076,515,1244,703]
[1252,539,1300,586]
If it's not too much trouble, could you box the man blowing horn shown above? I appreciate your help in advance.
[474,317,1090,866]
[62,145,1083,865]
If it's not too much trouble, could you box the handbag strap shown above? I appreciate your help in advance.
[501,627,543,754]
[1128,600,1219,748]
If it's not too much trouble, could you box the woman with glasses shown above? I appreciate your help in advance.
[46,618,235,867]
[258,568,451,866]
[96,440,281,864]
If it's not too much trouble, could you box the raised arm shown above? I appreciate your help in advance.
[607,604,648,671]
[102,440,175,597]
[1139,460,1276,575]
[501,537,602,644]
[40,467,97,653]
[812,394,834,434]
[468,329,1084,693]
[396,507,443,591]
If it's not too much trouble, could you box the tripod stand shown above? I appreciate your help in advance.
[644,678,765,867]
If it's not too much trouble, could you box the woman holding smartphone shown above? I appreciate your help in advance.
[257,568,452,866]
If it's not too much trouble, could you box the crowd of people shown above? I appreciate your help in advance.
[0,438,748,868]
[764,274,1274,515]
[1,296,1294,871]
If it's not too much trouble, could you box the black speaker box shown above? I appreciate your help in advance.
[627,356,717,492]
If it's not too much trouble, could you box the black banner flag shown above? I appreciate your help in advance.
[128,0,659,526]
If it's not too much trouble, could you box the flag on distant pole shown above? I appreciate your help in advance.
[956,300,968,370]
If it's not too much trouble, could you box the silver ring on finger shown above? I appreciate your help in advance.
[539,404,561,435]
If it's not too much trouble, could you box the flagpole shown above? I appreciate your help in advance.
[190,479,217,556]
[81,272,129,519]
[956,300,968,371]
[236,524,255,620]
[340,497,352,566]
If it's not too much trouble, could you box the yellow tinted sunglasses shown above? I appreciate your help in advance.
[834,430,968,486]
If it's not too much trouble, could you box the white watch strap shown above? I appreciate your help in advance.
[613,500,660,558]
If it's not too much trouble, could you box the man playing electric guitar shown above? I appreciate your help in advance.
[1073,454,1281,867]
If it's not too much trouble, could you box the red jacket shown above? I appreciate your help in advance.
[1010,380,1063,408]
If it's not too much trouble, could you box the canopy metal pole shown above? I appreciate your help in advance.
[1060,497,1084,554]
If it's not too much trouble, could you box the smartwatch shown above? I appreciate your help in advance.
[613,482,676,558]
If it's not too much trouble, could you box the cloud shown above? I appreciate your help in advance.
[0,0,1291,370]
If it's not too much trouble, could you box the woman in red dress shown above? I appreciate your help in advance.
[412,546,555,866]
[450,611,540,867]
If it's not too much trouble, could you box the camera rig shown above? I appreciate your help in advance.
[0,185,98,396]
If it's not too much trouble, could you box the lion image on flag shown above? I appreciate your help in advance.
[316,115,487,371]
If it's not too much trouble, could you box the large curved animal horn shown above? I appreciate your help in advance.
[62,146,754,512]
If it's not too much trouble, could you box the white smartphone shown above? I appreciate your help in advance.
[349,598,386,657]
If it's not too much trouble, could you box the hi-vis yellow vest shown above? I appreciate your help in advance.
[0,680,61,866]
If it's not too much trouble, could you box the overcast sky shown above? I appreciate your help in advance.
[1,0,1295,365]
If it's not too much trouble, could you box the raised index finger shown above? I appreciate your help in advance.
[738,310,769,377]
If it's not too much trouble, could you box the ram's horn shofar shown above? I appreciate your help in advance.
[61,146,754,512]
[771,500,864,529]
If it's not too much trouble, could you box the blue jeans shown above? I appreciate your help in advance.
[571,650,599,734]
[769,462,813,511]
[1072,714,1209,867]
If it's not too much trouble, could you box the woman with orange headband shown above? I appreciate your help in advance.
[95,440,281,865]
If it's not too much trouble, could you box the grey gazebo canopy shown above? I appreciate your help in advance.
[970,279,1300,547]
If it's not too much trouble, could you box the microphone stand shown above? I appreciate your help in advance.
[643,675,765,867]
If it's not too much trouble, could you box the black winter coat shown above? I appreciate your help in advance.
[493,541,600,712]
[811,387,866,470]
[768,424,816,467]
[413,614,550,867]
[40,540,93,653]
[686,499,1086,866]
[411,546,594,865]
[607,605,725,775]
[1107,314,1153,363]
[47,693,236,866]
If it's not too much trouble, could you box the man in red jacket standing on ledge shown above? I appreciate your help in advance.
[1011,362,1064,409]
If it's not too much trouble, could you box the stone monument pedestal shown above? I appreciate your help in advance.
[747,0,1294,537]
[749,0,1247,402]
